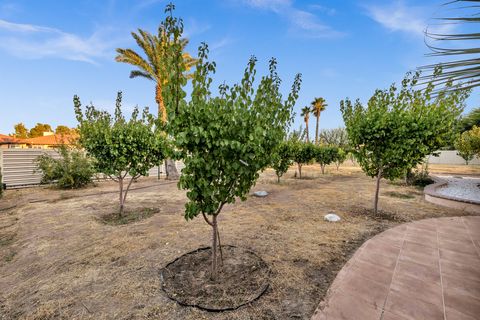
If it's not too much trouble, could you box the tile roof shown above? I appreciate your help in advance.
[0,134,24,145]
[22,134,78,145]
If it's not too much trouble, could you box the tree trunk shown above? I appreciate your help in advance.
[321,164,325,174]
[156,84,179,180]
[336,162,340,171]
[155,83,167,124]
[119,177,124,217]
[305,121,309,143]
[277,174,280,183]
[298,163,302,179]
[374,168,382,215]
[165,159,179,180]
[315,114,320,144]
[211,214,218,281]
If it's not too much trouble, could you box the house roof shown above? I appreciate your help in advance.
[22,133,78,145]
[0,134,24,145]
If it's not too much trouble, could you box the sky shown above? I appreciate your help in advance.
[0,0,478,135]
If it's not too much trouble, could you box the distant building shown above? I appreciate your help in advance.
[0,134,24,149]
[0,132,78,149]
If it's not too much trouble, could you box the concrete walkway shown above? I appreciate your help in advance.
[312,216,480,320]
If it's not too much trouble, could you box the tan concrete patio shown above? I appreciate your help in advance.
[312,216,480,320]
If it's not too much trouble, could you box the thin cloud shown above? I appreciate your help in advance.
[364,1,454,37]
[0,19,121,64]
[210,36,235,51]
[309,4,336,16]
[242,0,343,38]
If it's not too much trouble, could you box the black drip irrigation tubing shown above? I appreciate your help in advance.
[27,180,178,204]
[160,245,271,312]
[0,204,16,212]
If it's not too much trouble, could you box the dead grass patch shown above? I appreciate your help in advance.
[0,165,476,319]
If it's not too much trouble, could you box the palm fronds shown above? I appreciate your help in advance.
[421,0,480,91]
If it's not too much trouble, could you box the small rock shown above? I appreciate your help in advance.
[253,191,269,197]
[324,213,341,222]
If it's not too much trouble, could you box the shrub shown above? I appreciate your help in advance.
[36,147,94,189]
[271,141,294,183]
[291,142,316,178]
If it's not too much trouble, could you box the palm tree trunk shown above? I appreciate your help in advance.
[155,83,167,124]
[156,83,179,180]
[305,120,309,143]
[315,114,320,144]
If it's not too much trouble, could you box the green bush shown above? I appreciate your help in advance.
[405,163,434,187]
[36,147,94,189]
[271,141,294,183]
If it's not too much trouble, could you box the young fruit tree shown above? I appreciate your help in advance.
[271,141,293,183]
[341,70,469,214]
[170,44,301,280]
[291,142,316,178]
[334,148,347,170]
[74,92,168,216]
[314,145,339,174]
[456,126,480,164]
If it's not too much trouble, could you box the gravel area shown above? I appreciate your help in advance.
[436,175,480,202]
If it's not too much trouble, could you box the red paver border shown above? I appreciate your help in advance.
[312,216,480,320]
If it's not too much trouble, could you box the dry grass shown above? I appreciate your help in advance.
[0,164,477,320]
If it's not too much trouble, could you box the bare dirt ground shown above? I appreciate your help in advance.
[0,164,478,320]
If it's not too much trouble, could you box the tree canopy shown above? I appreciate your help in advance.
[74,91,168,216]
[341,70,469,213]
[170,43,301,279]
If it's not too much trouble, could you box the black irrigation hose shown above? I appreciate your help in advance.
[0,204,16,212]
[160,245,271,312]
[27,180,178,204]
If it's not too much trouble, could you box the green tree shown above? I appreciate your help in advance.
[29,123,53,138]
[314,145,338,174]
[458,107,480,132]
[55,125,73,136]
[272,141,293,183]
[334,148,347,170]
[115,4,196,179]
[341,71,469,214]
[170,44,301,279]
[311,97,327,144]
[291,142,316,179]
[456,125,480,164]
[319,127,349,148]
[14,123,28,138]
[74,92,168,216]
[300,106,311,143]
[115,5,196,123]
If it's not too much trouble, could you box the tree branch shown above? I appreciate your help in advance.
[202,212,213,226]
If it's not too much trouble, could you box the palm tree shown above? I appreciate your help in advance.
[300,106,311,142]
[115,30,196,123]
[311,97,328,144]
[421,0,480,91]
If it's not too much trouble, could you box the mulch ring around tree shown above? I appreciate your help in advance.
[160,245,270,312]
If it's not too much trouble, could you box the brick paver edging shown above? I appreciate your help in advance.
[311,216,480,320]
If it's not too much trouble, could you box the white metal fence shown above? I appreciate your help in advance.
[0,149,184,188]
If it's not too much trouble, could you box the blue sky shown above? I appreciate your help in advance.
[0,0,478,135]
